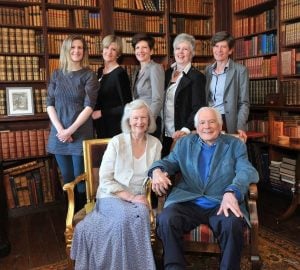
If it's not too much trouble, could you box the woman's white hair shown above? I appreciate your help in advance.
[121,99,156,133]
[194,107,223,128]
[173,33,196,57]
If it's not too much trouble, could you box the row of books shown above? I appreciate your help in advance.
[47,34,102,55]
[271,117,300,140]
[47,8,101,29]
[0,129,50,160]
[235,33,277,58]
[15,0,41,2]
[0,27,44,54]
[280,0,300,21]
[282,22,300,46]
[237,56,278,78]
[113,12,166,33]
[282,79,300,106]
[46,9,70,28]
[135,0,159,11]
[249,79,278,105]
[0,56,45,82]
[48,0,97,6]
[73,10,102,30]
[281,49,300,76]
[232,0,271,13]
[269,157,297,195]
[233,8,276,38]
[169,17,213,36]
[3,160,56,209]
[248,119,269,137]
[0,5,42,27]
[114,0,164,11]
[169,0,214,16]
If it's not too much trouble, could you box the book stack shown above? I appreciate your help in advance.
[0,128,50,160]
[3,160,56,209]
[280,157,296,193]
[269,160,282,190]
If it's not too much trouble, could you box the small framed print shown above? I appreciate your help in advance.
[6,87,34,116]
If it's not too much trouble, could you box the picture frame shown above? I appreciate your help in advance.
[6,87,34,116]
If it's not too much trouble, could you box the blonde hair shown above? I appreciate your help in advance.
[102,35,122,56]
[59,35,89,73]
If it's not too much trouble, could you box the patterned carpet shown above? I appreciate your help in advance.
[31,227,300,270]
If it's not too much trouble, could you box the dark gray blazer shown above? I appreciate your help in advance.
[205,59,250,133]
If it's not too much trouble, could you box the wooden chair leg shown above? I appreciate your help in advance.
[251,256,262,270]
[67,258,74,270]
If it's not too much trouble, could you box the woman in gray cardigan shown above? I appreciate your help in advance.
[205,31,250,141]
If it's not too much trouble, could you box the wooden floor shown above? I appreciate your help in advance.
[0,188,299,270]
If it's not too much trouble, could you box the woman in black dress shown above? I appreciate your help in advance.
[92,35,132,138]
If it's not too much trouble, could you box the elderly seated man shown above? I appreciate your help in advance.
[148,106,259,270]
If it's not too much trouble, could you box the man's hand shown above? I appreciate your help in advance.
[217,192,243,218]
[151,169,172,196]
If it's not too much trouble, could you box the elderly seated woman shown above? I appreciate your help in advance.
[70,99,162,270]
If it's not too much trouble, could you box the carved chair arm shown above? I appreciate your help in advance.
[63,173,87,231]
[248,183,258,200]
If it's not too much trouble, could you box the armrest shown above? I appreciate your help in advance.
[144,178,166,226]
[248,183,258,200]
[63,173,87,232]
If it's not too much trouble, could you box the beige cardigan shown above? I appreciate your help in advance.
[96,133,162,199]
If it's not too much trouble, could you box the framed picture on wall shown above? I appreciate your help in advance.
[6,87,34,116]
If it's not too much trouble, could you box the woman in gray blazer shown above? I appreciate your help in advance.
[205,31,250,141]
[132,33,165,138]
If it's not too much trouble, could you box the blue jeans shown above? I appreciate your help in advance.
[55,154,85,193]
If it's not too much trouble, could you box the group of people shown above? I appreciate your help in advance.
[46,31,257,270]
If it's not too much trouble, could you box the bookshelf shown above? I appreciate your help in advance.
[232,0,300,210]
[168,0,214,72]
[112,0,216,76]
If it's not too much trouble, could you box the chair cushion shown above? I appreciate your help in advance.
[183,224,250,244]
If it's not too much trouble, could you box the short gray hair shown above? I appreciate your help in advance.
[173,33,195,56]
[121,99,156,133]
[194,107,223,128]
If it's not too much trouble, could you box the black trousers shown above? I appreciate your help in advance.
[157,201,245,270]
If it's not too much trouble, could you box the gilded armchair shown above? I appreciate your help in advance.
[63,138,110,256]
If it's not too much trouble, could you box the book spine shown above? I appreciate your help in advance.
[3,174,16,209]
